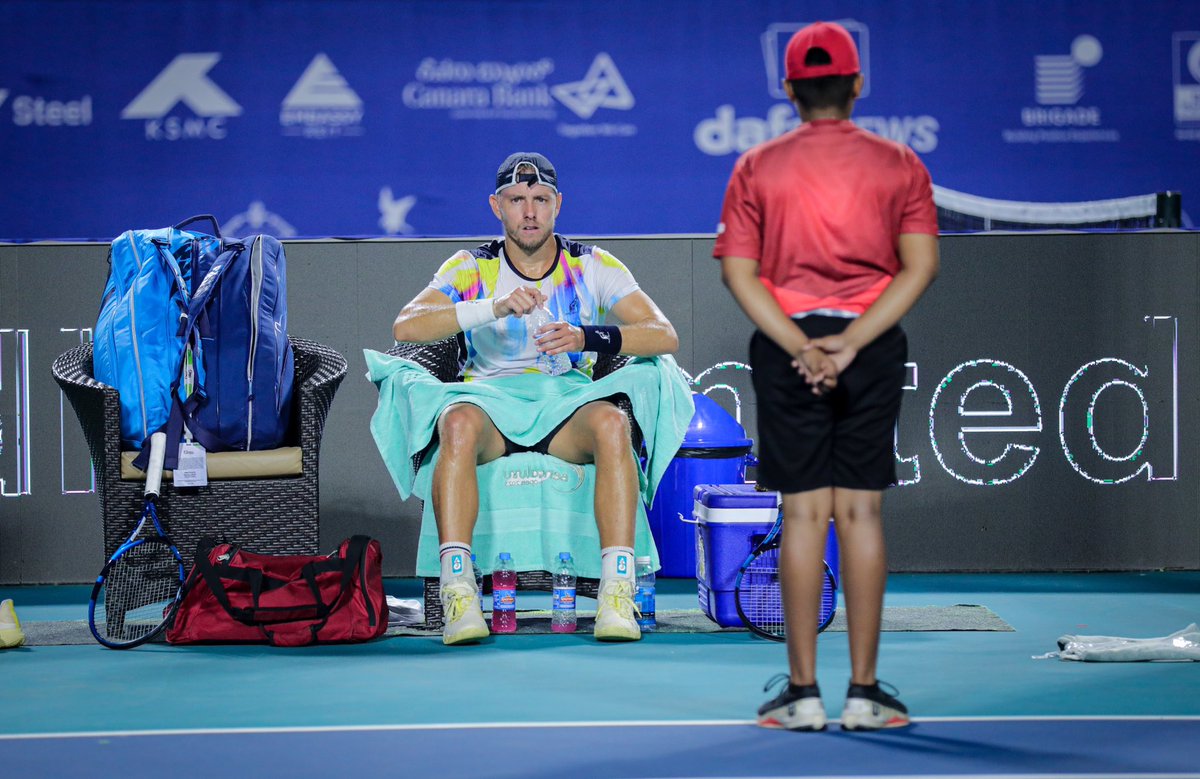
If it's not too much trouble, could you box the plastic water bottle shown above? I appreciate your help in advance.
[471,553,483,594]
[527,305,571,376]
[552,552,578,633]
[492,552,518,634]
[635,556,656,632]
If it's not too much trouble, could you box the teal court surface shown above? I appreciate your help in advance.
[1,573,1197,778]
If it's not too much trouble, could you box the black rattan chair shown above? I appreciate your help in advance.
[52,338,348,566]
[385,337,638,629]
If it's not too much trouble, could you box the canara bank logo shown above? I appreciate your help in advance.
[1174,32,1200,139]
[378,187,417,235]
[224,202,297,238]
[122,53,241,140]
[551,53,634,120]
[281,53,364,138]
[761,20,870,99]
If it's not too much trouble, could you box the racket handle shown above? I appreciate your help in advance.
[145,432,168,498]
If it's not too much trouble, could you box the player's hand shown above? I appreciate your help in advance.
[532,320,582,355]
[494,286,546,318]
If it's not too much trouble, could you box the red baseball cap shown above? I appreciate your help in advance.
[784,21,860,80]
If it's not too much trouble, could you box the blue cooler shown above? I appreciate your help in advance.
[646,394,753,577]
[694,483,840,627]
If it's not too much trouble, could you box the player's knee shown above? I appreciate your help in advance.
[590,404,632,451]
[438,404,485,449]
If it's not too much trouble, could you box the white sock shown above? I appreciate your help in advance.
[439,543,473,586]
[600,546,636,583]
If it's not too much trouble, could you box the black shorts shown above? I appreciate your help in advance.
[750,316,906,493]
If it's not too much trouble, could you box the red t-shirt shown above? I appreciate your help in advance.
[713,119,938,316]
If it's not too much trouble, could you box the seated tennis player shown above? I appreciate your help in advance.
[367,152,691,645]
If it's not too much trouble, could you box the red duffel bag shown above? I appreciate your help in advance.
[167,535,388,646]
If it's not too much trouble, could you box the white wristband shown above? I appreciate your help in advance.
[455,299,498,331]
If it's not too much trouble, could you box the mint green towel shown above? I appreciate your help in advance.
[364,350,694,507]
[365,351,694,576]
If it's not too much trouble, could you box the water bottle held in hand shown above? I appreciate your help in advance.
[492,552,518,634]
[552,552,577,633]
[528,305,571,376]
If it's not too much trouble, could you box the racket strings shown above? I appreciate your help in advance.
[740,548,786,638]
[736,547,838,639]
[95,540,182,643]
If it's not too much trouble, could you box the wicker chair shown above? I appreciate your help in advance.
[52,338,348,566]
[385,337,639,629]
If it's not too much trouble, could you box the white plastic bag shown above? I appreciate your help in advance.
[1035,623,1200,661]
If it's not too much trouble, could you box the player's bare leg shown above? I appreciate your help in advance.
[549,401,641,640]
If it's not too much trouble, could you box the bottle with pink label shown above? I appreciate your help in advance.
[491,552,518,634]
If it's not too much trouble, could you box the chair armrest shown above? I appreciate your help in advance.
[388,335,465,383]
[50,343,123,482]
[289,338,348,465]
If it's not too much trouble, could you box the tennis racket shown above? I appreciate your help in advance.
[88,432,186,649]
[734,511,837,641]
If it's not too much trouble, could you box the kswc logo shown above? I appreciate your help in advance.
[122,53,241,140]
[281,53,364,138]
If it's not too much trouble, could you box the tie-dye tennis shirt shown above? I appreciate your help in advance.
[429,236,640,380]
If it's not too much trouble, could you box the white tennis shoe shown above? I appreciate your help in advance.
[440,578,489,646]
[593,579,641,641]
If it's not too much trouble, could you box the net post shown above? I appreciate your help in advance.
[1155,191,1182,228]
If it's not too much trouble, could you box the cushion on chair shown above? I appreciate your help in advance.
[119,447,303,480]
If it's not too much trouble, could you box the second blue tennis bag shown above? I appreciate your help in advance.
[94,215,223,463]
[171,234,294,459]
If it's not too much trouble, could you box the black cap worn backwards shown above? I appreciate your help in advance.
[495,152,558,194]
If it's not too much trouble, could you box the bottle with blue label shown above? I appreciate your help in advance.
[635,555,656,632]
[492,552,517,634]
[471,552,483,594]
[551,552,577,633]
[527,305,571,376]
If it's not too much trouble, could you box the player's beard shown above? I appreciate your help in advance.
[505,220,554,256]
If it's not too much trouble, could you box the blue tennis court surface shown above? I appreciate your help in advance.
[2,574,1197,777]
[2,719,1197,778]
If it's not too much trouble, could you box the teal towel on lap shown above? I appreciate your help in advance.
[365,350,694,576]
[413,452,658,579]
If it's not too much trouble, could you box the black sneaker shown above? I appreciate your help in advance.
[841,680,910,730]
[756,674,827,731]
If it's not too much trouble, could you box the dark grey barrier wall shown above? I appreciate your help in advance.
[1,233,1197,583]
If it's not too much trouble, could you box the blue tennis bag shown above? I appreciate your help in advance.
[94,216,293,470]
[175,234,294,458]
[94,215,223,461]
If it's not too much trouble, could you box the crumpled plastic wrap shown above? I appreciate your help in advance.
[1034,623,1200,661]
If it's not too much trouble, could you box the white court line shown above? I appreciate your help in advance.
[1,715,1198,741]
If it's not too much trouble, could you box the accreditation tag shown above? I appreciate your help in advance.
[174,442,209,487]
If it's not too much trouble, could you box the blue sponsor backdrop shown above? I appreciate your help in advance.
[0,0,1196,241]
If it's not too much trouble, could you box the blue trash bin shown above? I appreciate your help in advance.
[647,394,753,577]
